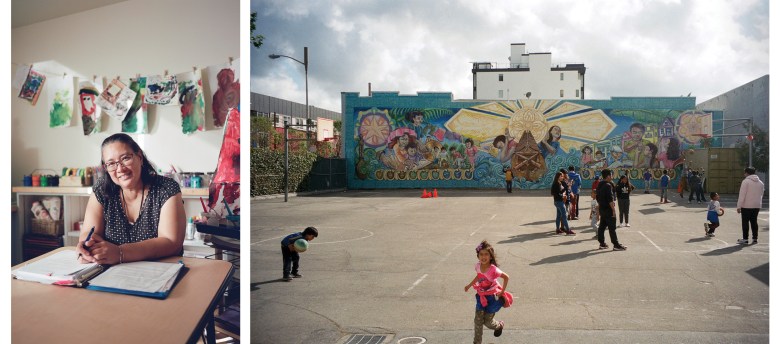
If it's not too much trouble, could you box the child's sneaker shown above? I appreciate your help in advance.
[283,276,293,282]
[494,321,504,337]
[566,230,576,236]
[706,233,715,237]
[625,223,631,227]
[556,229,564,235]
[704,223,709,235]
[752,239,758,245]
[292,273,303,278]
[613,244,627,251]
[737,239,749,245]
[618,223,624,228]
[598,243,609,250]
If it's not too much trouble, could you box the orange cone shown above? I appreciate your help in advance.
[421,189,429,198]
[433,189,438,198]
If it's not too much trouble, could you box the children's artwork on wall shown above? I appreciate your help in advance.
[122,77,148,134]
[345,94,723,190]
[47,75,74,128]
[12,64,32,95]
[207,59,240,128]
[176,70,206,134]
[76,79,103,135]
[97,79,137,122]
[144,74,178,106]
[19,68,46,106]
[208,107,240,215]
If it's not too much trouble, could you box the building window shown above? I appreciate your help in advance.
[499,90,504,98]
[560,73,564,81]
[498,74,504,82]
[576,89,580,98]
[560,90,564,98]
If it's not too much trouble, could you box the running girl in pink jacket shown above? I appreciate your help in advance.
[465,240,510,344]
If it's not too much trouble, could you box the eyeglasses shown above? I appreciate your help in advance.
[104,154,135,172]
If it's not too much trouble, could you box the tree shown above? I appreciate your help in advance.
[736,125,768,173]
[251,12,264,48]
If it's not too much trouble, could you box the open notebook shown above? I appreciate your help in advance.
[12,250,103,287]
[12,250,185,299]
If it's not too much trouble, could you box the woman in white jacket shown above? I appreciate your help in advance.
[736,167,764,244]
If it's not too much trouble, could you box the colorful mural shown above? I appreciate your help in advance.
[345,93,721,190]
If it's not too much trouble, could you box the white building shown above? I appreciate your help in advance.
[472,43,586,100]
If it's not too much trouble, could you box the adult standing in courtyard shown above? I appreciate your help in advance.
[736,167,764,245]
[596,169,627,250]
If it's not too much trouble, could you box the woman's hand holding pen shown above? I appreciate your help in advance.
[82,234,121,265]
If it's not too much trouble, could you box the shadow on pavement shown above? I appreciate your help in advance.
[746,263,769,286]
[497,231,555,244]
[250,279,287,291]
[700,244,748,256]
[529,249,605,266]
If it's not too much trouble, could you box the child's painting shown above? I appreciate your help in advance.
[19,68,46,106]
[176,70,206,134]
[97,78,137,122]
[208,107,240,216]
[207,59,240,128]
[76,79,103,135]
[13,64,32,95]
[47,76,74,128]
[122,77,148,134]
[144,75,178,106]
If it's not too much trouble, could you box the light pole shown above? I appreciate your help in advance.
[269,46,309,134]
[269,47,309,202]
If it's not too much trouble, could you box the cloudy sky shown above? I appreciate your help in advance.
[251,0,769,113]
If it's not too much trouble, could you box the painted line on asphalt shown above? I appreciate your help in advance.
[470,213,497,236]
[402,274,429,296]
[250,235,287,245]
[638,231,663,252]
[403,240,465,296]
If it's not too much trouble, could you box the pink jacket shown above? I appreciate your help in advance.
[737,175,764,209]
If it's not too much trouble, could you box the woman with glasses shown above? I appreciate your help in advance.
[76,133,185,264]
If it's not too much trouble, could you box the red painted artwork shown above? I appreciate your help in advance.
[209,107,240,211]
[211,68,240,128]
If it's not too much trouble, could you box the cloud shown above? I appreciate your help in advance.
[251,0,769,112]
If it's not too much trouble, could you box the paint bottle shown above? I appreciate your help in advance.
[32,175,41,187]
[186,218,195,240]
[23,175,32,186]
[191,174,202,188]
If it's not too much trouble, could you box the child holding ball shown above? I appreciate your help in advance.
[465,240,511,344]
[281,226,318,281]
[705,193,724,237]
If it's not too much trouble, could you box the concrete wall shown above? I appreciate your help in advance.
[343,92,723,190]
[476,69,581,100]
[11,0,240,192]
[696,75,769,148]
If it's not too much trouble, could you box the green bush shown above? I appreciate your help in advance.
[251,148,317,196]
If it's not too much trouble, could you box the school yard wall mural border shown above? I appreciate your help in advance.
[342,92,723,190]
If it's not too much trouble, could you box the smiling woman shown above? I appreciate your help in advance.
[76,133,186,265]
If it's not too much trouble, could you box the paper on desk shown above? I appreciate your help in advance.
[87,261,183,293]
[14,250,97,276]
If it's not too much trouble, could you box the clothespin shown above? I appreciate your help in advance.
[192,66,197,74]
[62,72,66,79]
[92,75,97,82]
[228,57,233,65]
[164,69,169,77]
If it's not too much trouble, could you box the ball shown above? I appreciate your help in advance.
[717,208,725,216]
[293,238,309,252]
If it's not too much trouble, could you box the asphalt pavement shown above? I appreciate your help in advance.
[251,189,769,344]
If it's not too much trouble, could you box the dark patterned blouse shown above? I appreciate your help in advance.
[93,175,181,246]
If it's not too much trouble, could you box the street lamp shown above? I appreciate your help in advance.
[269,47,309,202]
[268,46,309,126]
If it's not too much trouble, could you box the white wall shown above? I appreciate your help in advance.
[11,0,240,191]
[476,69,582,100]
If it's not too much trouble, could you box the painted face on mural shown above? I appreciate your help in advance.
[399,134,410,148]
[550,126,562,139]
[630,126,644,141]
[413,114,423,126]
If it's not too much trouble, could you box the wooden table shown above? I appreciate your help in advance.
[12,247,234,344]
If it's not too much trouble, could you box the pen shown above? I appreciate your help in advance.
[83,226,95,250]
